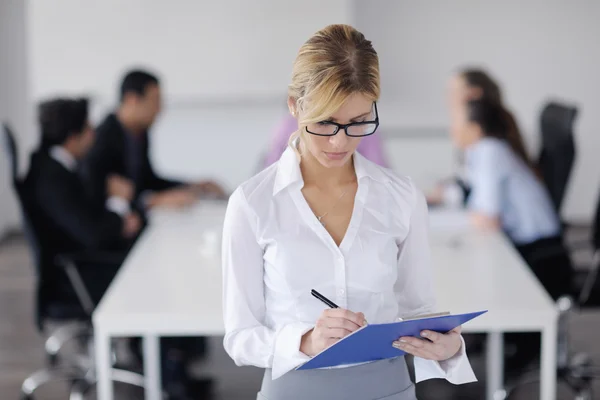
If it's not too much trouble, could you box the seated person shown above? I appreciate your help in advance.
[82,69,226,212]
[82,70,216,398]
[263,110,388,168]
[25,98,141,304]
[453,99,572,298]
[453,99,574,375]
[428,68,534,206]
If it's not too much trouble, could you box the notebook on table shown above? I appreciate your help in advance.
[297,310,487,370]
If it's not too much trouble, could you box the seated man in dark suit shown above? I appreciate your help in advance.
[82,69,225,212]
[82,70,216,398]
[29,98,210,399]
[25,98,141,305]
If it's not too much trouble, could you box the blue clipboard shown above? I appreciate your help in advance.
[297,310,487,370]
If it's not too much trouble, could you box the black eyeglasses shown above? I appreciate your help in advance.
[305,102,379,137]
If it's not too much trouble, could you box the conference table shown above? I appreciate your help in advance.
[93,201,558,400]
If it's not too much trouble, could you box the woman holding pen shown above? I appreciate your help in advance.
[222,24,476,400]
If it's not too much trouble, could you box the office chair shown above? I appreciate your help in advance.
[572,188,600,307]
[498,186,600,399]
[501,302,598,400]
[2,123,18,183]
[18,190,146,400]
[3,123,59,361]
[3,123,85,363]
[1,125,147,399]
[538,101,578,215]
[513,102,600,400]
[500,240,600,399]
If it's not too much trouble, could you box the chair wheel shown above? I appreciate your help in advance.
[21,394,34,400]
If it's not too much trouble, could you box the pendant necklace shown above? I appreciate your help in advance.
[316,189,348,227]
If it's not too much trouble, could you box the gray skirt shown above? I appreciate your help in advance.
[257,356,416,400]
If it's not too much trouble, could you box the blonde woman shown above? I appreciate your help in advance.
[222,25,476,400]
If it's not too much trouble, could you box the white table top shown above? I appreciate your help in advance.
[93,200,228,335]
[93,204,558,335]
[428,208,557,332]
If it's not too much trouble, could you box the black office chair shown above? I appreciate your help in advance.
[501,227,600,399]
[1,125,146,399]
[500,269,599,399]
[3,123,83,362]
[2,123,18,183]
[575,189,600,306]
[538,102,578,215]
[497,184,600,399]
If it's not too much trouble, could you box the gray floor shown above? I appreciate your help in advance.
[2,233,600,400]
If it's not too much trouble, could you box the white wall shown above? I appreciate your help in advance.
[0,0,33,237]
[27,0,353,191]
[354,0,600,222]
[29,0,352,103]
[25,1,600,222]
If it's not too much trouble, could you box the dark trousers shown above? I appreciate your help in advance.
[514,235,574,300]
[129,336,207,387]
[505,235,574,373]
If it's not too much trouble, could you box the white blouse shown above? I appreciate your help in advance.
[222,147,476,383]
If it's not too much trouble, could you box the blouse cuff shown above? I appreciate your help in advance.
[414,335,477,384]
[106,196,130,217]
[271,321,314,380]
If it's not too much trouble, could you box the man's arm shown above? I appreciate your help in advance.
[81,137,115,208]
[141,135,184,192]
[37,178,125,250]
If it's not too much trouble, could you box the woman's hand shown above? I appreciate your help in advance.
[470,213,501,231]
[426,184,445,206]
[300,309,367,357]
[193,180,227,199]
[392,326,462,361]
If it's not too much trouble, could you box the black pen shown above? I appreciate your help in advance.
[311,289,368,325]
[311,289,339,308]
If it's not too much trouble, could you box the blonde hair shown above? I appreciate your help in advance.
[287,24,381,151]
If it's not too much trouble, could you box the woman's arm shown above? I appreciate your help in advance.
[222,188,313,379]
[470,212,501,230]
[466,144,504,231]
[394,186,477,384]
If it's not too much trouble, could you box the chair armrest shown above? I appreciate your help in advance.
[53,251,127,316]
[578,250,600,305]
[54,251,127,269]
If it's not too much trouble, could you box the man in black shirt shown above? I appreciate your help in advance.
[83,70,216,398]
[83,69,225,213]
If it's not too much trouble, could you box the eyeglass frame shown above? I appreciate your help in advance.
[304,102,379,137]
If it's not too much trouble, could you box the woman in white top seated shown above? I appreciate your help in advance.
[221,24,476,400]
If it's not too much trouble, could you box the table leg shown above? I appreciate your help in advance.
[143,334,162,400]
[541,324,557,400]
[95,330,112,400]
[486,331,503,400]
